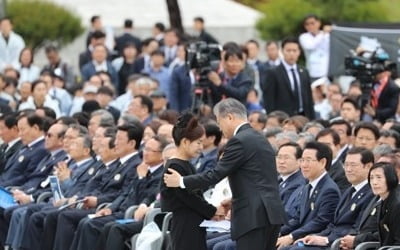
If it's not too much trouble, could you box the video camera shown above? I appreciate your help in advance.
[344,49,396,107]
[185,41,222,87]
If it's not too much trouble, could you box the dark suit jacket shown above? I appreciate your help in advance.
[353,196,380,246]
[169,65,193,112]
[280,170,306,207]
[318,184,374,243]
[94,154,141,205]
[375,79,400,123]
[198,30,218,44]
[64,158,97,197]
[263,63,315,119]
[133,56,145,74]
[79,50,92,71]
[81,61,119,89]
[377,188,400,246]
[209,71,253,106]
[280,174,341,240]
[329,160,351,194]
[115,33,141,56]
[182,124,287,239]
[22,150,67,193]
[0,140,23,174]
[196,147,218,174]
[0,139,49,187]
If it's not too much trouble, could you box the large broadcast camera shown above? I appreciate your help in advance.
[344,49,395,108]
[185,41,222,112]
[185,41,222,87]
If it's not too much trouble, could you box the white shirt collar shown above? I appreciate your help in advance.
[105,158,118,167]
[76,157,92,167]
[28,136,45,147]
[120,151,139,165]
[233,122,248,136]
[282,59,297,72]
[149,163,163,173]
[281,169,300,182]
[6,137,21,150]
[309,171,327,189]
[353,180,368,194]
[93,60,108,71]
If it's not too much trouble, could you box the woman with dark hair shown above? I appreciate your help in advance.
[368,162,400,247]
[18,80,61,117]
[160,112,221,250]
[13,47,40,86]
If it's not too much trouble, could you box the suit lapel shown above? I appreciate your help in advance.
[278,64,294,98]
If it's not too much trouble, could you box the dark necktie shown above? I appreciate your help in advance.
[291,68,300,112]
[306,183,313,200]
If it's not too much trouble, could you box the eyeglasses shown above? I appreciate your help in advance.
[298,158,319,164]
[143,147,161,153]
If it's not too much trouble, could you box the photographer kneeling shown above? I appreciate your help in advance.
[207,47,252,106]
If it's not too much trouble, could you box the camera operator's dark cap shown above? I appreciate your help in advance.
[150,89,166,98]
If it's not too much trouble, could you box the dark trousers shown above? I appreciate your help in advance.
[71,212,124,250]
[53,208,94,250]
[236,224,280,250]
[96,220,144,250]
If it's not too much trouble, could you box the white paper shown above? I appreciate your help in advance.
[199,220,230,232]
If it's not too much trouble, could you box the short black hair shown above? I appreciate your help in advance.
[31,80,46,92]
[97,86,114,97]
[246,39,260,48]
[278,142,303,159]
[104,126,117,148]
[354,122,380,140]
[329,119,352,136]
[204,123,222,146]
[341,97,360,110]
[224,47,243,61]
[266,40,279,48]
[303,13,320,24]
[37,107,57,120]
[18,113,46,131]
[380,129,400,148]
[90,15,100,24]
[135,95,153,114]
[45,45,58,54]
[267,111,289,125]
[0,113,18,129]
[281,37,300,50]
[316,128,341,146]
[172,113,204,146]
[55,116,78,126]
[124,19,133,28]
[117,124,144,150]
[194,17,204,23]
[150,50,165,57]
[154,22,165,32]
[347,147,375,165]
[368,162,398,191]
[250,111,267,124]
[90,30,106,40]
[304,141,333,171]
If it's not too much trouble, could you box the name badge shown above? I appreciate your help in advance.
[384,224,390,232]
[114,173,121,181]
[351,203,356,211]
[310,202,315,211]
[19,155,24,162]
[40,176,50,188]
[371,208,376,216]
[40,166,46,172]
[88,167,95,175]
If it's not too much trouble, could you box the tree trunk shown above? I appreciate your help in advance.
[0,0,7,19]
[166,0,184,34]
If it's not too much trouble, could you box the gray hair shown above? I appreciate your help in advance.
[302,121,324,133]
[80,134,93,150]
[276,131,299,143]
[213,98,247,119]
[297,132,315,144]
[135,77,153,87]
[264,127,283,138]
[119,114,141,127]
[373,144,393,156]
[68,124,88,136]
[91,109,115,127]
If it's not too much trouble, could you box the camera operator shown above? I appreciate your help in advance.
[363,67,400,124]
[207,47,252,106]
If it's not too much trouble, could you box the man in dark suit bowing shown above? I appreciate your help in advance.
[164,98,287,250]
[263,37,315,119]
[0,113,22,174]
